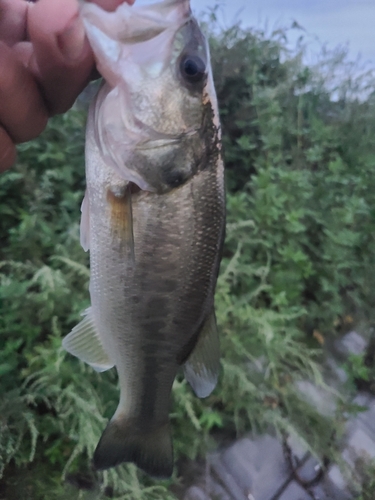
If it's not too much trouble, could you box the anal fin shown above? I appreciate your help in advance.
[62,307,114,372]
[183,309,220,398]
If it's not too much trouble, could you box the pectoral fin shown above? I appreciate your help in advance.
[107,184,135,263]
[183,310,220,398]
[80,192,90,252]
[62,307,114,372]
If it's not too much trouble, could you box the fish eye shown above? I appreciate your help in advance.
[180,55,206,84]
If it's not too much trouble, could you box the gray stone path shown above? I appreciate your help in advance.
[182,331,375,500]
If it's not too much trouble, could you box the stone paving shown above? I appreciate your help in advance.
[182,331,375,500]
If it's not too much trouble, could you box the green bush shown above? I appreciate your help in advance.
[1,20,375,499]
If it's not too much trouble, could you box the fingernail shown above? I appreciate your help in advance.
[57,16,86,62]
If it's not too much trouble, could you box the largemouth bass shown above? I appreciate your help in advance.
[63,0,225,478]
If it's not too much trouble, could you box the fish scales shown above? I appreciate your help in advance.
[86,99,224,421]
[63,0,225,478]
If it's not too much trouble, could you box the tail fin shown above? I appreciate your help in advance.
[93,417,173,478]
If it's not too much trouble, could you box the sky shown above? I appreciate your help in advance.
[136,0,375,67]
[190,0,375,67]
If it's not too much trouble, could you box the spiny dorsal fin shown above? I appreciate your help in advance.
[62,307,114,372]
[183,309,220,398]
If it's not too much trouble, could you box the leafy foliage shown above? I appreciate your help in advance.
[1,19,375,499]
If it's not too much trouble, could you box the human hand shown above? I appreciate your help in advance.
[0,0,135,171]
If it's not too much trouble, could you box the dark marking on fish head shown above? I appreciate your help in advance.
[196,83,222,174]
[161,166,189,189]
[123,143,198,194]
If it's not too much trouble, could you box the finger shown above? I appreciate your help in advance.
[0,42,48,143]
[28,0,136,115]
[0,0,28,45]
[27,0,93,115]
[0,127,16,172]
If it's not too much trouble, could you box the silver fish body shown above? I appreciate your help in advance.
[63,0,225,478]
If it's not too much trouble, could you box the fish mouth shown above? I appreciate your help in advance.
[133,129,199,151]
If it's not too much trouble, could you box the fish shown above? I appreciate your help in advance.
[62,0,225,478]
